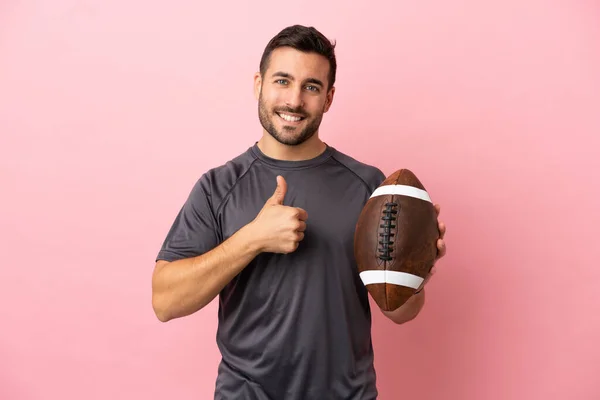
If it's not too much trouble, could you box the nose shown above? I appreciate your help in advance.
[284,86,304,110]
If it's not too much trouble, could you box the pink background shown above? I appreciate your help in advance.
[2,1,599,399]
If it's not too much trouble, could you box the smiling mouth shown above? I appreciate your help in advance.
[277,112,306,123]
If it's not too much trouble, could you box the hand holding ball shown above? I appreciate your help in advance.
[354,169,439,311]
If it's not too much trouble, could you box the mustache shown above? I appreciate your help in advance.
[274,107,308,117]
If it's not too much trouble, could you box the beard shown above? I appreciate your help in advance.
[258,93,324,146]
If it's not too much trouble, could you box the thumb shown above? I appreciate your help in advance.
[267,175,287,205]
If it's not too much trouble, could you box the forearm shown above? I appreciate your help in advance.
[382,289,425,324]
[152,223,261,322]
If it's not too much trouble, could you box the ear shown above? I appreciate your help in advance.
[323,86,335,113]
[254,72,262,100]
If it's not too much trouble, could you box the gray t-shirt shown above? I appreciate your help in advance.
[157,143,386,400]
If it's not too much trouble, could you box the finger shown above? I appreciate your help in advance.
[438,221,446,239]
[436,238,446,259]
[267,175,287,205]
[296,221,307,232]
[289,231,304,243]
[434,203,441,216]
[295,207,308,221]
[427,266,437,282]
[284,241,299,253]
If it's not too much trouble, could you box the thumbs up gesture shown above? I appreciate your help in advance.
[250,175,308,254]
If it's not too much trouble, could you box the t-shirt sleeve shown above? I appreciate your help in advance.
[156,176,220,262]
[372,168,386,190]
[364,167,386,194]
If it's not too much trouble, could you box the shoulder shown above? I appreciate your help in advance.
[328,146,386,192]
[190,146,259,209]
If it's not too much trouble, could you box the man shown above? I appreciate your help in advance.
[152,25,446,400]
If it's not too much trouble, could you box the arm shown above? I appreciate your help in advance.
[381,289,425,324]
[152,223,260,322]
[152,175,306,322]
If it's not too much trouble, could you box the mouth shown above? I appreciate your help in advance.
[276,112,306,124]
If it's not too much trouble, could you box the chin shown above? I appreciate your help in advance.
[271,132,308,146]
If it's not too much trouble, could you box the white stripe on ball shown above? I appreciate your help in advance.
[359,270,424,289]
[370,185,431,203]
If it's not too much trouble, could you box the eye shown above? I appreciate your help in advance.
[305,85,319,92]
[276,79,288,85]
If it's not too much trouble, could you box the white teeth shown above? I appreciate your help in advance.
[279,113,302,122]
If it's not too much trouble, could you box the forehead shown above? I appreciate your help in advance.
[265,47,330,84]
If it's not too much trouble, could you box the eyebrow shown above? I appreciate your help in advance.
[271,71,324,88]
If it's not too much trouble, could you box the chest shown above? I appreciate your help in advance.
[217,174,369,251]
[214,171,373,315]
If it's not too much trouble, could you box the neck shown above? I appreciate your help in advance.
[257,131,326,161]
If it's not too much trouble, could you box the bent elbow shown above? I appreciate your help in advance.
[152,261,174,322]
[152,293,173,323]
[154,309,171,323]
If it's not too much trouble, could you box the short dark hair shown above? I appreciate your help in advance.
[259,25,337,90]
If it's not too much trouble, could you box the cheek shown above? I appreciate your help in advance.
[307,98,327,114]
[261,92,281,109]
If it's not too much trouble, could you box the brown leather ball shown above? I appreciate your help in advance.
[354,169,439,311]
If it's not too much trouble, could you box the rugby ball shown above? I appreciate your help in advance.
[354,169,439,311]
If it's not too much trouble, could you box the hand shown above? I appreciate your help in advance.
[416,203,447,292]
[250,175,308,254]
[434,203,446,261]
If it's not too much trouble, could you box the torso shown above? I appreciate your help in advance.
[158,143,385,400]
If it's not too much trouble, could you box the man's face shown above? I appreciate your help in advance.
[255,47,335,146]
